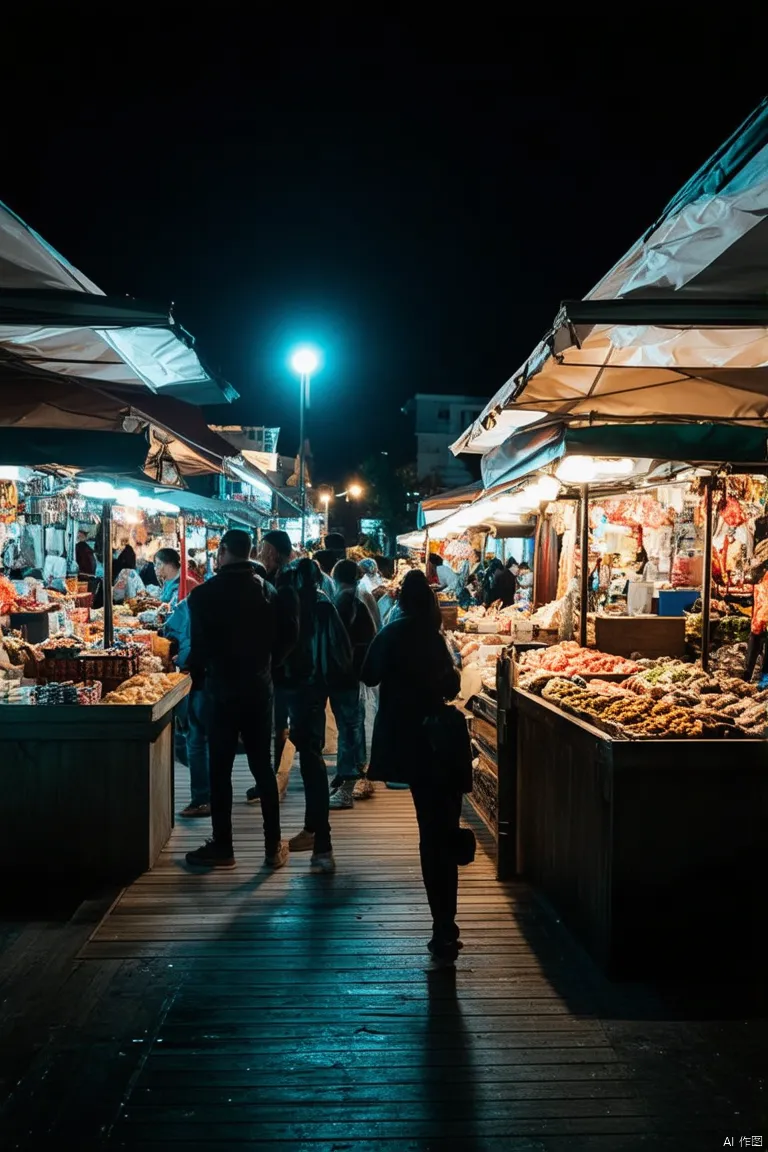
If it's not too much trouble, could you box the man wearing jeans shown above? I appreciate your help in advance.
[164,598,210,818]
[328,560,377,809]
[185,529,299,870]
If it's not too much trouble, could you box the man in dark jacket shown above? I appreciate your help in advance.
[75,530,96,576]
[185,528,299,870]
[260,529,293,588]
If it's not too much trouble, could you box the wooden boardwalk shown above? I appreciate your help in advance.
[1,744,766,1149]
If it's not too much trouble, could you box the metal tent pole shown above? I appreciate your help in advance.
[701,478,714,672]
[579,484,590,648]
[102,500,114,648]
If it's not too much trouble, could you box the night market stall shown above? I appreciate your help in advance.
[0,202,295,880]
[445,97,768,973]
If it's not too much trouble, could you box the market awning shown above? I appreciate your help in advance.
[481,422,768,490]
[417,480,482,529]
[453,96,768,452]
[0,201,236,406]
[0,371,300,507]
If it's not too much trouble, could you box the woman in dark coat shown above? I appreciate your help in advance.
[483,557,516,607]
[361,569,465,964]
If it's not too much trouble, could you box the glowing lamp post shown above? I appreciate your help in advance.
[290,347,319,547]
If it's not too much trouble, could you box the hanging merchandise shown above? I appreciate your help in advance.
[0,481,18,524]
[720,496,747,528]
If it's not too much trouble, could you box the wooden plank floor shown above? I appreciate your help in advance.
[1,738,765,1149]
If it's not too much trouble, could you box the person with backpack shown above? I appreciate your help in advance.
[275,557,355,873]
[328,559,378,809]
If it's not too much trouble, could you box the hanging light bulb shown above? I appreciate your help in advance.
[527,475,561,504]
[594,457,634,476]
[555,456,598,483]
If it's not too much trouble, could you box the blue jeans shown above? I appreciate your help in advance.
[330,685,365,780]
[276,684,332,853]
[176,690,210,806]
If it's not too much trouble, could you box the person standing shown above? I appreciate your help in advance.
[112,537,137,581]
[328,559,377,809]
[260,529,293,587]
[275,558,354,873]
[75,530,96,576]
[361,569,467,964]
[164,595,210,819]
[185,529,299,870]
[483,557,516,607]
[429,552,458,594]
[154,548,182,609]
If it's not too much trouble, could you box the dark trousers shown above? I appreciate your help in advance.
[276,684,331,853]
[745,631,766,681]
[206,685,280,853]
[410,774,463,943]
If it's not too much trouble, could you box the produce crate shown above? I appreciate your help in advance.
[39,657,84,683]
[79,653,140,686]
[514,688,767,977]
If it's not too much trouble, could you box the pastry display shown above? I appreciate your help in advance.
[101,671,186,705]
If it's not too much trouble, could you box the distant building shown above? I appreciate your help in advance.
[402,394,484,490]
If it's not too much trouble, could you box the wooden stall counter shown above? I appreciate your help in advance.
[514,687,767,977]
[0,676,190,882]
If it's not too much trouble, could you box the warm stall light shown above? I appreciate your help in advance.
[0,466,19,481]
[532,475,561,503]
[596,457,634,476]
[555,456,598,483]
[555,456,636,484]
[113,488,141,507]
[78,480,118,500]
[140,496,180,514]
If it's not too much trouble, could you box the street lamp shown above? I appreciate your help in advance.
[319,490,331,535]
[335,483,363,501]
[290,347,319,546]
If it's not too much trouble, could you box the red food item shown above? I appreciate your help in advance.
[521,641,640,677]
[720,496,746,528]
[0,575,18,615]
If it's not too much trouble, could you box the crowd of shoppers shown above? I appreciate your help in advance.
[154,528,475,964]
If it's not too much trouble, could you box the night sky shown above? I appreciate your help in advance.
[2,21,765,484]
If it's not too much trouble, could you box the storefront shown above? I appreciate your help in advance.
[0,457,279,881]
[434,428,768,973]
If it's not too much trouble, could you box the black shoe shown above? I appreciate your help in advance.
[427,936,463,965]
[185,839,236,869]
[245,786,260,805]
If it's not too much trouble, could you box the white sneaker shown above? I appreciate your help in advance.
[329,780,355,810]
[289,829,315,852]
[353,778,376,800]
[310,851,336,874]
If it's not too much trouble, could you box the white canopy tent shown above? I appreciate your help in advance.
[0,201,235,405]
[453,96,768,455]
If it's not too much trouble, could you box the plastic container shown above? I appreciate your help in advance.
[658,588,700,616]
